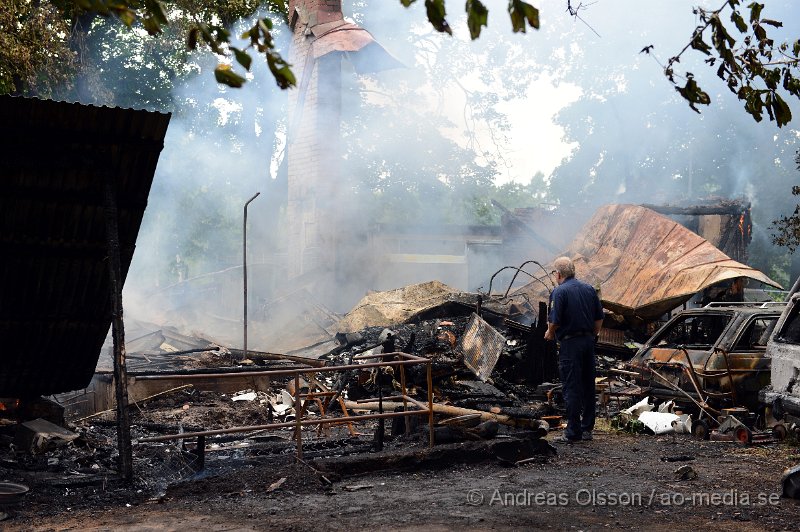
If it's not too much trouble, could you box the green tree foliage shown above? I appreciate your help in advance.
[6,1,797,280]
[39,1,799,127]
[658,0,800,127]
[339,51,500,228]
[532,2,798,279]
[770,150,800,252]
[0,0,76,96]
[338,1,550,229]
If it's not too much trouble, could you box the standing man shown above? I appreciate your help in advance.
[544,256,604,443]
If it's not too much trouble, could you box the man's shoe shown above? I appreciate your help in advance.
[553,435,581,444]
[582,431,593,441]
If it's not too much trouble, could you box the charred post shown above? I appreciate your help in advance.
[102,173,133,482]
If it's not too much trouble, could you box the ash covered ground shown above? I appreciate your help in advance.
[2,317,800,530]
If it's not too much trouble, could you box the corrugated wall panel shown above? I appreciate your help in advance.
[0,96,170,397]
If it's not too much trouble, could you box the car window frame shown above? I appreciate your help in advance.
[730,314,780,352]
[774,299,800,345]
[648,311,733,350]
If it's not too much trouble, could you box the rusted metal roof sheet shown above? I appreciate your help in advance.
[0,96,170,397]
[310,19,403,73]
[516,204,781,321]
[310,21,371,56]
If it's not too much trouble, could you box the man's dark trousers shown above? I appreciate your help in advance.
[558,335,596,440]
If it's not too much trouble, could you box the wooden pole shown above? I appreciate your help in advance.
[103,175,133,482]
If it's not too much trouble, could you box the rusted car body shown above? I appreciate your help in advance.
[626,303,785,412]
[761,292,800,423]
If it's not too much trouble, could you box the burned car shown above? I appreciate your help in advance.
[760,292,800,425]
[627,303,784,413]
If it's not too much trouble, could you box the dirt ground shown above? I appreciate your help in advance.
[4,424,799,531]
[2,318,799,532]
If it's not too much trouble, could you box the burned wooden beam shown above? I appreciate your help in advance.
[345,400,549,431]
[226,349,326,367]
[641,203,750,216]
[103,172,132,483]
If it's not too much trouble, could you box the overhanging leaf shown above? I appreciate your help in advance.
[266,53,296,89]
[144,0,169,27]
[232,47,252,71]
[772,92,792,127]
[241,26,259,43]
[259,18,274,32]
[676,76,711,113]
[784,71,800,98]
[508,0,540,33]
[690,31,712,55]
[188,27,199,50]
[141,16,162,36]
[466,0,489,40]
[731,11,747,33]
[425,0,452,35]
[749,2,763,23]
[117,8,136,27]
[214,64,246,88]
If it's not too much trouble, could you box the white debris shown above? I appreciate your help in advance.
[638,411,679,435]
[232,392,257,402]
[621,397,654,418]
[281,390,295,406]
[671,413,693,434]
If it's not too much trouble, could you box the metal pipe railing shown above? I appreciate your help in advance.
[135,352,435,460]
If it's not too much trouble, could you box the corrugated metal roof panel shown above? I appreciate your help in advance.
[0,96,170,397]
[514,204,781,322]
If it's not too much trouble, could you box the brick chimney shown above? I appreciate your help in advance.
[284,1,401,307]
[288,0,342,26]
[285,0,345,282]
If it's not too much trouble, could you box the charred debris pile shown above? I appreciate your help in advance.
[0,298,588,514]
[0,285,641,504]
[128,299,579,454]
[5,278,799,513]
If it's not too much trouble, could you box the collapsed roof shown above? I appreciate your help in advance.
[513,203,781,321]
[0,96,170,397]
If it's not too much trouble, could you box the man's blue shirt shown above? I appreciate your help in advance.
[548,277,604,340]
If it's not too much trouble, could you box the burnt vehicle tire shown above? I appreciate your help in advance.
[692,419,711,440]
[772,423,788,441]
[735,426,753,444]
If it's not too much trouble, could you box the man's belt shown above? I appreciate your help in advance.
[559,331,595,341]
